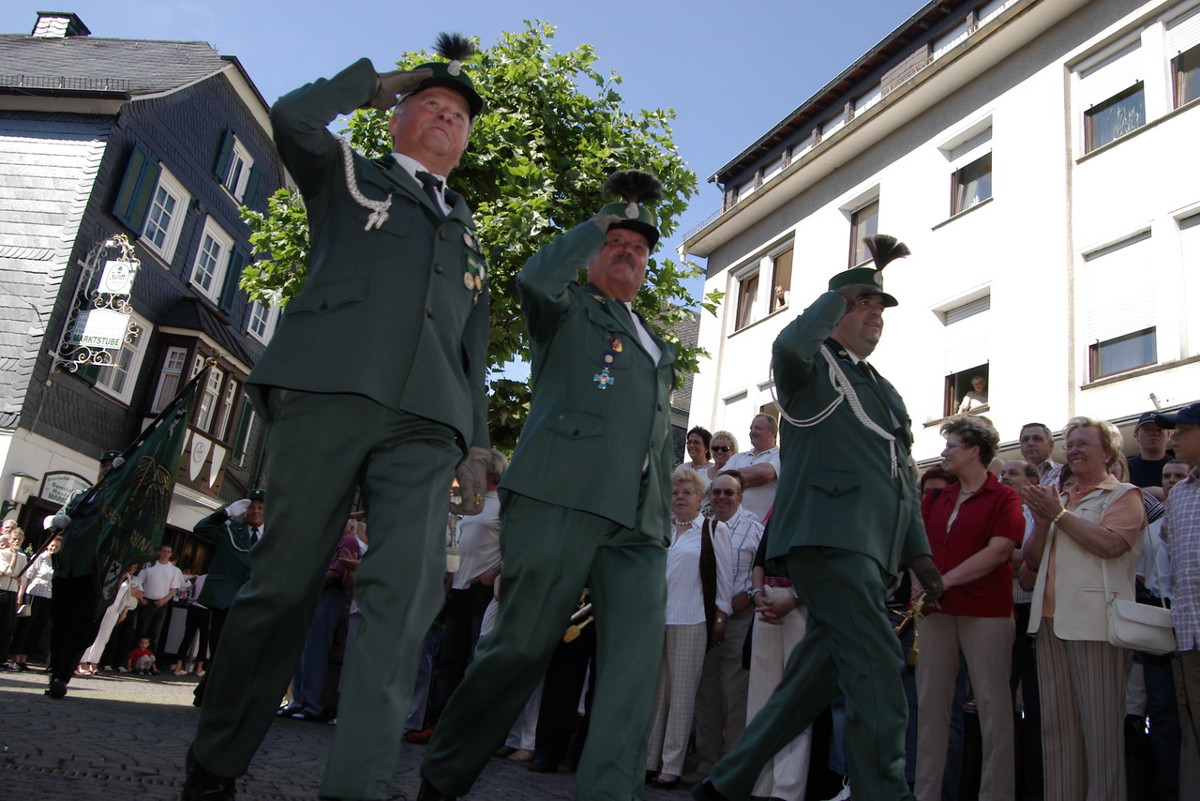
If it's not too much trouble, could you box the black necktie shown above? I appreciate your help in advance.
[856,360,875,383]
[415,171,444,216]
[249,527,260,545]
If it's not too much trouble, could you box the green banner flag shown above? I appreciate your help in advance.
[92,369,202,603]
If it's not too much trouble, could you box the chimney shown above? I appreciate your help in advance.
[32,11,91,38]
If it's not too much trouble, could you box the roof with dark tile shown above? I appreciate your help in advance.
[0,34,228,97]
[158,297,256,367]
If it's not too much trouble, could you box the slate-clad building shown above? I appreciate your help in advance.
[0,11,286,564]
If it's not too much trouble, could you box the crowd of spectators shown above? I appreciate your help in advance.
[4,406,1199,801]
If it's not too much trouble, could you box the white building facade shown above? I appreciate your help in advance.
[683,0,1200,463]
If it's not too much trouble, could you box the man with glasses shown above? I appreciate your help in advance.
[694,471,764,778]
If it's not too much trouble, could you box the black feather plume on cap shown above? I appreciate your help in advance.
[434,32,477,63]
[864,234,911,271]
[604,170,663,205]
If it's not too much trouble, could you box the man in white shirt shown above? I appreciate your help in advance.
[722,415,781,521]
[694,470,764,776]
[135,544,183,657]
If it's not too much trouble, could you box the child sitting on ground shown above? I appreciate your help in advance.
[128,636,158,675]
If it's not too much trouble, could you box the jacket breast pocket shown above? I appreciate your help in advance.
[284,279,368,316]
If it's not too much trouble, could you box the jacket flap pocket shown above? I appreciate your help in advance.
[285,280,368,315]
[808,470,861,497]
[546,411,606,439]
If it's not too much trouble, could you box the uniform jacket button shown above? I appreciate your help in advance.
[426,307,434,318]
[434,263,443,274]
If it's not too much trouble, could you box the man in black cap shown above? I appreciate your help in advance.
[418,171,676,801]
[182,35,492,801]
[694,237,943,801]
[1128,411,1175,492]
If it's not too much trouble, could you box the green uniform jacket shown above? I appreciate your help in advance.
[250,58,490,454]
[192,509,254,610]
[500,222,676,536]
[769,291,930,575]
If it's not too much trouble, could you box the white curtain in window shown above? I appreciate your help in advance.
[1078,41,1142,108]
[1085,233,1154,343]
[944,295,991,374]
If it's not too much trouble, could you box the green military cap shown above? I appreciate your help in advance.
[247,489,266,502]
[409,32,483,119]
[100,450,122,462]
[598,170,663,249]
[828,234,910,308]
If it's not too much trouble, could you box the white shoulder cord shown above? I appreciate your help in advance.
[770,344,898,477]
[225,520,251,554]
[336,136,391,231]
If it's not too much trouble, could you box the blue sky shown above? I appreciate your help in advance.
[2,1,919,270]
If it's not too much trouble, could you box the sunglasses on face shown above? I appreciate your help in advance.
[711,445,732,452]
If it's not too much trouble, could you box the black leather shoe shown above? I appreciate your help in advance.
[45,679,67,699]
[692,778,731,801]
[528,758,558,773]
[181,747,236,800]
[416,777,456,801]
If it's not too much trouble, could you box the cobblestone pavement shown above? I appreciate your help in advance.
[0,667,684,800]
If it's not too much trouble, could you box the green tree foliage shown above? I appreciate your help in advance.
[240,21,721,448]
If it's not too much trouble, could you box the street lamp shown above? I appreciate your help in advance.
[0,472,38,519]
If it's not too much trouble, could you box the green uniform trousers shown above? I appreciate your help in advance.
[191,390,460,800]
[708,547,913,801]
[423,489,666,801]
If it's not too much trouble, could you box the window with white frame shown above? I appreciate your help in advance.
[977,0,1017,28]
[247,299,279,343]
[140,168,189,262]
[768,246,794,313]
[1179,214,1200,352]
[735,175,757,203]
[213,377,239,441]
[821,113,845,140]
[1084,233,1157,379]
[151,345,189,412]
[941,123,993,216]
[195,364,225,433]
[230,399,259,467]
[849,199,880,266]
[733,268,760,331]
[938,292,991,416]
[1078,40,1145,153]
[1169,5,1200,107]
[216,134,255,202]
[191,218,234,301]
[95,316,149,404]
[854,84,882,115]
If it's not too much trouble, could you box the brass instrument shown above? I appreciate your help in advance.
[564,589,593,643]
[891,592,926,666]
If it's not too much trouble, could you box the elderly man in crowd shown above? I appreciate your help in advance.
[419,170,675,801]
[695,236,943,801]
[693,470,764,778]
[1019,423,1060,484]
[182,35,491,801]
[723,415,780,522]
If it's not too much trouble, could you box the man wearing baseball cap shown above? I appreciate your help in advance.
[695,237,943,801]
[182,34,491,801]
[418,171,675,801]
[1160,403,1200,754]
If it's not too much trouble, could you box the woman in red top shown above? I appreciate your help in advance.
[914,416,1025,801]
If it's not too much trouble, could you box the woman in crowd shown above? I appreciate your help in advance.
[1021,416,1146,801]
[79,562,142,675]
[706,430,738,485]
[9,534,60,670]
[914,416,1024,801]
[645,468,732,789]
[681,426,713,480]
[0,526,28,670]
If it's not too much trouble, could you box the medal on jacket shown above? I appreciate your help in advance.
[593,336,621,390]
[463,234,486,305]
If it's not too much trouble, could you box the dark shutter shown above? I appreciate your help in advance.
[243,165,264,209]
[219,248,247,313]
[112,143,161,234]
[213,129,235,184]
